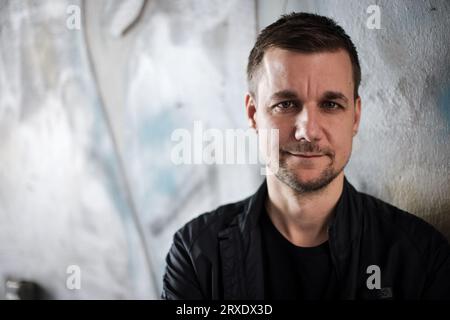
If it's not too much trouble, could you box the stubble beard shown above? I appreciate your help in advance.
[274,147,347,194]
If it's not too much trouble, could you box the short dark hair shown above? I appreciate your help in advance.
[247,12,361,99]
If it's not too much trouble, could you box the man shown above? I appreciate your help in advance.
[162,13,450,299]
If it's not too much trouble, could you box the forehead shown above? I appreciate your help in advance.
[257,48,354,99]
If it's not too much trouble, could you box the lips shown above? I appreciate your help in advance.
[288,152,324,158]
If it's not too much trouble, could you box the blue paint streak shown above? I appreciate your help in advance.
[439,86,450,130]
[139,111,175,146]
[153,167,177,195]
[138,111,179,196]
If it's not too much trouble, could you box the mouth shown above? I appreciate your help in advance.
[287,152,325,158]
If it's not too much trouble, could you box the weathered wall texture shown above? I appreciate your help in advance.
[0,1,134,298]
[0,0,259,298]
[0,0,448,299]
[85,0,260,298]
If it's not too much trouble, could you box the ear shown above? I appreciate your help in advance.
[352,96,361,136]
[245,93,258,131]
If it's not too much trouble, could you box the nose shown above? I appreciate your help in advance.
[294,104,323,142]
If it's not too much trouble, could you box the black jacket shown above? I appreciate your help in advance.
[162,177,450,299]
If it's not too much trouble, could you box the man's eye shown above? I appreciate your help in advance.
[322,101,341,110]
[274,101,296,110]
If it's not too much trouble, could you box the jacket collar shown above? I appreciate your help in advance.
[238,180,268,236]
[239,175,363,249]
[218,180,267,299]
[329,176,363,251]
[328,176,364,298]
[219,175,363,299]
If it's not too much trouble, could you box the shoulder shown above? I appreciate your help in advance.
[357,190,449,255]
[173,196,250,251]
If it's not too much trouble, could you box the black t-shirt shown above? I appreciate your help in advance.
[260,209,338,300]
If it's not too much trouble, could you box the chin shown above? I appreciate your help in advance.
[289,162,329,178]
[275,164,341,193]
[293,170,324,183]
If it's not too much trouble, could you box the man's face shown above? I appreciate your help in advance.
[246,48,361,193]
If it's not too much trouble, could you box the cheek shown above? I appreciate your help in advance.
[265,116,294,142]
[257,112,288,137]
[256,109,274,128]
[330,129,354,160]
[255,115,291,159]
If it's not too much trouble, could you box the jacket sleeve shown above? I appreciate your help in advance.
[421,236,450,299]
[161,230,204,299]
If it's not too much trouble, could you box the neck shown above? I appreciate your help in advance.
[265,172,344,247]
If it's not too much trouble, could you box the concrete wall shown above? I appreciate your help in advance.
[0,0,259,299]
[0,0,448,299]
[84,0,261,298]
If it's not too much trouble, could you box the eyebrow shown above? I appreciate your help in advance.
[321,91,349,104]
[269,89,350,105]
[269,90,299,102]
